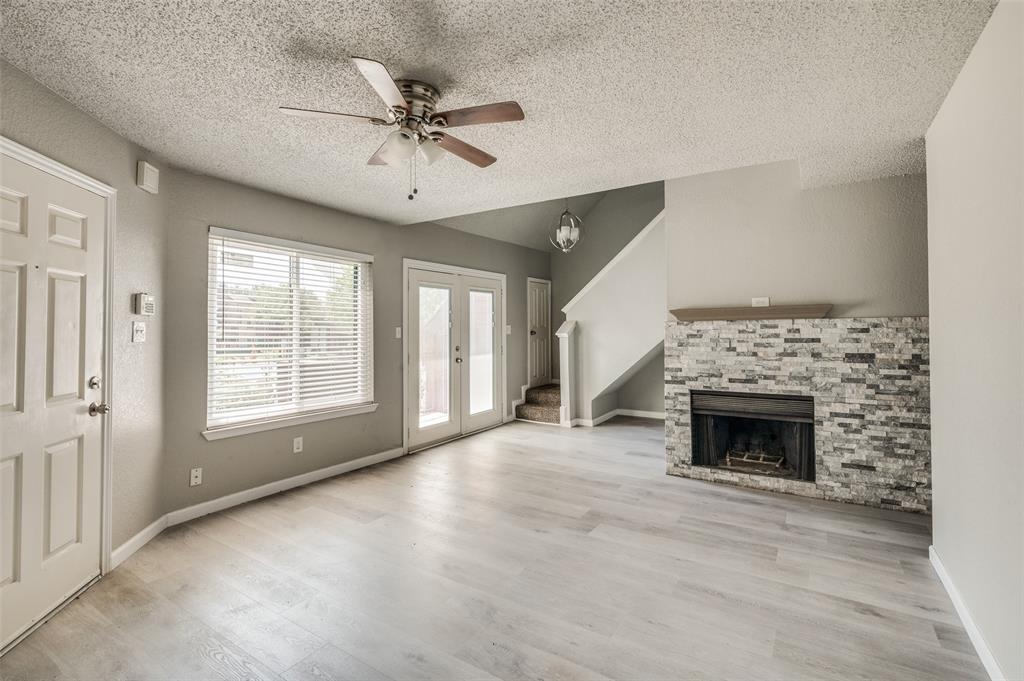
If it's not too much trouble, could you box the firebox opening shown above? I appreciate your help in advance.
[690,391,815,482]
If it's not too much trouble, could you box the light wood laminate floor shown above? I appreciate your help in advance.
[1,418,985,680]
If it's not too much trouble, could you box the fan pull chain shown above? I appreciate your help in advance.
[408,152,419,200]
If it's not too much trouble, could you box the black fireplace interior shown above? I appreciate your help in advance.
[691,391,815,481]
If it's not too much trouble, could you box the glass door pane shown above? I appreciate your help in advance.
[468,290,494,415]
[418,285,451,428]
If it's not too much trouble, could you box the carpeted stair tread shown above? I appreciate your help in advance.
[515,402,560,424]
[525,384,561,406]
[516,383,561,423]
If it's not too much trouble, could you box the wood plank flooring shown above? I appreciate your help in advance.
[0,417,985,680]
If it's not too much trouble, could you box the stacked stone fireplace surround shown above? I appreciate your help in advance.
[665,317,931,513]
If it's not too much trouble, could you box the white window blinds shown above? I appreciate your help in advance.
[206,227,373,430]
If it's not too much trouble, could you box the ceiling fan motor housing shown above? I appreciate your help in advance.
[395,80,442,128]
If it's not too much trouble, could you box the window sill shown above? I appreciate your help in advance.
[201,402,379,441]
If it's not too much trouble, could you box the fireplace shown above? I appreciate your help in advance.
[690,391,815,482]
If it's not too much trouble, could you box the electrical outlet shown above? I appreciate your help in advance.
[189,467,203,487]
[751,297,770,308]
[131,321,147,343]
[293,436,303,454]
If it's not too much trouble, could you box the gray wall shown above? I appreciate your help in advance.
[1,61,167,546]
[666,161,929,317]
[162,172,548,513]
[2,61,550,543]
[926,1,1023,678]
[550,182,664,378]
[617,349,665,414]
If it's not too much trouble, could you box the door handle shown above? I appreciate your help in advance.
[530,330,537,336]
[89,402,110,416]
[455,357,463,363]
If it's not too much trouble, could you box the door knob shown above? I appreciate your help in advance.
[89,402,110,416]
[530,330,537,336]
[455,357,463,363]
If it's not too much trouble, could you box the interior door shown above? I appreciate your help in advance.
[527,278,551,387]
[1,155,106,651]
[408,269,461,449]
[407,267,504,450]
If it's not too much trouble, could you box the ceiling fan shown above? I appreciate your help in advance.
[280,56,524,173]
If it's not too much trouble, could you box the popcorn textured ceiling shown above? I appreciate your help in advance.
[0,0,996,226]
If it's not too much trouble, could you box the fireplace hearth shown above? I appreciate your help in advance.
[691,391,815,482]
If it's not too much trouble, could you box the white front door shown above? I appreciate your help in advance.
[527,278,551,387]
[407,267,503,450]
[1,154,107,651]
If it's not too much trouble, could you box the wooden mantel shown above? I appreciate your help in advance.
[669,304,833,322]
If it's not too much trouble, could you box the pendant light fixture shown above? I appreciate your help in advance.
[550,198,582,253]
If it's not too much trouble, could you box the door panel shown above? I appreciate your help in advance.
[468,291,494,415]
[408,270,461,449]
[407,267,504,450]
[460,277,502,434]
[0,155,106,650]
[527,279,551,387]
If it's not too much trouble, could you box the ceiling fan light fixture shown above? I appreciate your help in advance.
[377,127,418,166]
[417,137,446,166]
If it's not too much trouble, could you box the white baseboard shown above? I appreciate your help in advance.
[573,408,666,427]
[109,447,405,569]
[166,447,405,526]
[929,546,1006,681]
[616,408,666,420]
[109,515,168,570]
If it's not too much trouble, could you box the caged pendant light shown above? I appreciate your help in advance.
[550,198,582,253]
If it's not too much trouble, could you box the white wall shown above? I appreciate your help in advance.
[667,161,929,317]
[565,215,666,420]
[926,1,1023,678]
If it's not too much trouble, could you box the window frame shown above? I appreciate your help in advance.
[201,226,376,441]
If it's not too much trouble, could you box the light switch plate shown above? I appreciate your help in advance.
[131,321,146,343]
[293,436,303,454]
[395,326,402,339]
[751,297,770,308]
[505,324,512,335]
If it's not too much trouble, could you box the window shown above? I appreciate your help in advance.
[205,227,374,433]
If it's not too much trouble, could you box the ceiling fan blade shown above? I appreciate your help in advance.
[279,106,387,125]
[432,133,497,168]
[367,139,389,166]
[351,56,408,111]
[431,101,524,128]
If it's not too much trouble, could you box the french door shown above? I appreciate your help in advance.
[407,267,503,450]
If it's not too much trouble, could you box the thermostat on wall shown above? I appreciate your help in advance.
[133,292,156,316]
[137,161,159,194]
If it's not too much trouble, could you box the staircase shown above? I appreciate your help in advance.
[515,384,561,424]
[560,209,667,424]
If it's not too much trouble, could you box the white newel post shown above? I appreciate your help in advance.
[555,321,578,427]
